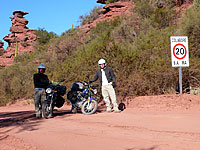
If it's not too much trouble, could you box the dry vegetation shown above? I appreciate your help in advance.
[0,0,200,105]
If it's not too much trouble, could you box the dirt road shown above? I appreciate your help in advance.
[0,94,200,150]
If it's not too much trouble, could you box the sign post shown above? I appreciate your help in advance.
[170,36,189,94]
[179,67,183,94]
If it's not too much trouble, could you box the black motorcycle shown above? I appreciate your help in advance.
[42,79,66,119]
[67,75,99,115]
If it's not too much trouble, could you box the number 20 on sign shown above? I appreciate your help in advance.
[170,36,189,67]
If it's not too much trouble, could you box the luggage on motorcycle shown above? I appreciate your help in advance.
[55,95,65,108]
[71,81,84,91]
[57,85,66,96]
[67,90,77,104]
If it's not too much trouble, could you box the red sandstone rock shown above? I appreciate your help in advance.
[0,40,4,49]
[0,10,37,67]
[97,0,107,4]
[81,1,133,33]
[13,11,29,18]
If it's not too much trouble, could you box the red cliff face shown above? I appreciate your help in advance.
[97,0,107,4]
[81,1,132,33]
[0,11,37,67]
[0,40,4,51]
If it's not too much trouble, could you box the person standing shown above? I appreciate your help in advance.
[33,64,49,118]
[90,59,121,113]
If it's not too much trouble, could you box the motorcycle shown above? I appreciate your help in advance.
[67,75,99,115]
[42,79,66,119]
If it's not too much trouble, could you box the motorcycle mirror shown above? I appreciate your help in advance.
[60,79,65,82]
[86,74,90,79]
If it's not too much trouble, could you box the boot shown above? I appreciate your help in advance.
[106,107,112,112]
[113,107,121,113]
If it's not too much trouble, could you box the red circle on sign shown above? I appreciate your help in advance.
[173,43,187,60]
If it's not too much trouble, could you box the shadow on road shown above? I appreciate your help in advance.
[0,109,72,135]
[0,110,42,133]
[126,145,158,150]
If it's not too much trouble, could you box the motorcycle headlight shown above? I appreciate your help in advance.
[92,89,97,94]
[46,88,52,94]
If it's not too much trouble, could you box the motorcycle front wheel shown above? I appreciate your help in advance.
[42,101,53,119]
[81,100,98,115]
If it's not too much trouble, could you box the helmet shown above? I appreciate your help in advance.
[38,64,46,73]
[38,64,46,69]
[98,58,106,66]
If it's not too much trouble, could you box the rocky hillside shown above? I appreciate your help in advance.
[81,1,132,33]
[0,0,200,106]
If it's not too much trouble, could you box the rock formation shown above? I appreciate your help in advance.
[81,1,132,33]
[97,0,107,4]
[0,40,4,51]
[0,11,37,67]
[97,0,131,4]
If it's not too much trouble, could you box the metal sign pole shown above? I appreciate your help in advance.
[179,67,183,94]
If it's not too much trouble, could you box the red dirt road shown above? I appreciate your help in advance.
[0,94,200,150]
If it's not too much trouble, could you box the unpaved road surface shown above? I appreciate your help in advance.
[0,94,200,150]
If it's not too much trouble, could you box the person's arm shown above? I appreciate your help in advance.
[110,68,116,88]
[90,71,99,83]
[44,75,49,88]
[33,74,39,88]
[110,68,116,83]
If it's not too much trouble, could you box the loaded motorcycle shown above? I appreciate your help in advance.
[67,75,99,115]
[42,79,66,119]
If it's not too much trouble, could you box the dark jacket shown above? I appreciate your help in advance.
[90,67,116,86]
[33,73,49,89]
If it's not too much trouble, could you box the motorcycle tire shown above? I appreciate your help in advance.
[81,100,98,115]
[42,101,53,119]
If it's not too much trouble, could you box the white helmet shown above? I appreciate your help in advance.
[98,58,106,66]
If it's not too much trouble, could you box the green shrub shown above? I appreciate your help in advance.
[193,0,200,8]
[133,0,154,18]
[35,28,58,45]
[79,6,102,25]
[177,8,200,57]
[133,0,177,29]
[106,0,120,4]
[0,49,4,56]
[1,2,200,106]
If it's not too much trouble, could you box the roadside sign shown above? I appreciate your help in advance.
[170,36,189,67]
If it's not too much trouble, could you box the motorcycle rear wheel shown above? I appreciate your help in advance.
[42,101,53,119]
[81,100,98,115]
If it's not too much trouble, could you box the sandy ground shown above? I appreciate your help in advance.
[0,94,200,150]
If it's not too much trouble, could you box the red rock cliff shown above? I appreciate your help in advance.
[81,1,133,33]
[0,40,4,52]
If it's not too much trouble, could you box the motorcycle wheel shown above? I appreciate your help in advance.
[42,101,53,119]
[81,100,98,115]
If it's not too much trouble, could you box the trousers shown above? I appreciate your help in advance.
[102,84,119,111]
[34,88,46,116]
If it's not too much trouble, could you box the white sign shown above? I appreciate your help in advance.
[170,36,189,67]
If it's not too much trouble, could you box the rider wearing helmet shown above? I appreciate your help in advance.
[33,64,49,118]
[90,58,121,113]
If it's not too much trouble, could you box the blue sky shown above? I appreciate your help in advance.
[0,0,104,48]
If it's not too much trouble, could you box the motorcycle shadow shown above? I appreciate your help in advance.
[52,109,72,117]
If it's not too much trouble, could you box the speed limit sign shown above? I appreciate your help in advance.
[170,36,189,67]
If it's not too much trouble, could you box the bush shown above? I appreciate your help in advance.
[1,2,200,106]
[133,0,154,18]
[0,49,4,56]
[177,8,200,57]
[193,0,200,8]
[133,0,177,29]
[35,28,58,45]
[0,63,36,105]
[79,6,102,26]
[106,0,120,4]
